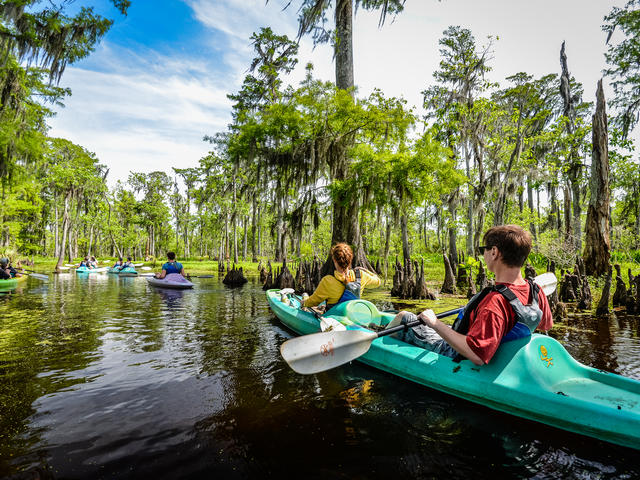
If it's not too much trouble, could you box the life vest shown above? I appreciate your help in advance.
[452,278,543,343]
[326,269,362,312]
[163,261,183,275]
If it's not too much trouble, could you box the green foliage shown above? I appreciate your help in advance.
[604,0,640,137]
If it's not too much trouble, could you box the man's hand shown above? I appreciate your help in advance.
[301,292,309,302]
[417,309,437,328]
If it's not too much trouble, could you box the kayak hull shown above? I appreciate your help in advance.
[266,289,640,450]
[0,275,27,290]
[76,266,108,274]
[108,267,138,277]
[147,273,193,289]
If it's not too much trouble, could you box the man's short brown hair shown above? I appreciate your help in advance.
[483,225,532,268]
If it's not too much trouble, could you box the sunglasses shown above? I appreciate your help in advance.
[477,245,494,255]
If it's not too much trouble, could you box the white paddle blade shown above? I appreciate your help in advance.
[534,272,557,296]
[29,273,49,282]
[141,266,152,270]
[133,263,143,267]
[281,330,377,375]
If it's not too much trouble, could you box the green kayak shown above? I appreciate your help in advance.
[0,275,27,290]
[266,289,640,450]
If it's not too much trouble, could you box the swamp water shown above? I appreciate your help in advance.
[0,274,639,479]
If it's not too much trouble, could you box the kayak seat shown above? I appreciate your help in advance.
[327,299,382,328]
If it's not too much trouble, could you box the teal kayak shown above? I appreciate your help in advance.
[266,289,640,450]
[107,267,138,277]
[76,266,108,274]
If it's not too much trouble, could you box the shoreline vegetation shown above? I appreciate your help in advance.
[26,254,640,320]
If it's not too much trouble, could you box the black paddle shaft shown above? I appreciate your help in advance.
[378,307,463,338]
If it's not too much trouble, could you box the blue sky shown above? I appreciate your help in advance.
[48,0,630,186]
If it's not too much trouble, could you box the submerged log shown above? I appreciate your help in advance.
[223,265,248,287]
[441,254,457,294]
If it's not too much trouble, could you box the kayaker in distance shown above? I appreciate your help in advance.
[0,258,12,280]
[302,243,380,313]
[393,225,553,366]
[122,256,134,269]
[89,256,99,268]
[155,251,185,279]
[79,256,93,269]
[5,258,20,278]
[113,257,124,269]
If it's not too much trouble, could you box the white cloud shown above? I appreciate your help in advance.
[48,0,637,191]
[48,45,231,185]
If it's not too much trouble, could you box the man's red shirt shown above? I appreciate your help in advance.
[466,281,553,364]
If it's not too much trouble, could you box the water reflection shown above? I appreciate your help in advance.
[0,276,638,479]
[153,287,185,307]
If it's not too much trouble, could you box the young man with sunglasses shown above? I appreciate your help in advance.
[393,225,552,365]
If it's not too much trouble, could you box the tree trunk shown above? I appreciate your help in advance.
[465,142,473,256]
[635,184,640,249]
[319,0,372,275]
[335,0,354,93]
[560,42,582,251]
[583,80,611,277]
[55,192,72,269]
[527,176,537,242]
[251,194,258,262]
[494,134,523,225]
[400,213,410,263]
[563,186,572,239]
[88,225,94,257]
[243,215,248,261]
[447,190,459,270]
[54,195,59,256]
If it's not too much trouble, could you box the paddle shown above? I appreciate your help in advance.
[186,274,214,279]
[280,272,557,375]
[18,270,49,282]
